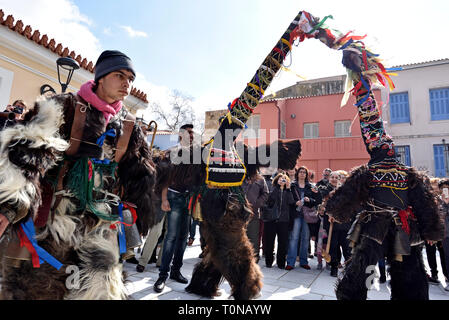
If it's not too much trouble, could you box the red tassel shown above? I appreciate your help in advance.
[398,207,413,235]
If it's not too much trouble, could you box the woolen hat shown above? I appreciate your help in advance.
[94,50,136,83]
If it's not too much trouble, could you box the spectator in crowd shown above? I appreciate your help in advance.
[423,177,448,285]
[308,171,315,183]
[262,172,294,269]
[242,168,269,263]
[0,99,29,130]
[153,124,195,293]
[326,171,352,277]
[316,168,332,188]
[337,170,349,186]
[286,166,321,270]
[438,179,449,291]
[316,187,332,270]
[430,177,440,194]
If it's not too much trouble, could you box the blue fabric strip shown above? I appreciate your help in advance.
[21,218,63,270]
[96,128,116,147]
[338,39,353,50]
[118,203,127,255]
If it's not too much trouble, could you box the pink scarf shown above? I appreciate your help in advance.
[77,80,122,124]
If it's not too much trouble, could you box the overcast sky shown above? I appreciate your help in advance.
[1,0,448,127]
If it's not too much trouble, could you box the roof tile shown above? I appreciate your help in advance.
[0,8,148,102]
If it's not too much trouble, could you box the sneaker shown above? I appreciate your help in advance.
[285,265,294,270]
[308,254,314,259]
[427,274,440,285]
[300,264,311,270]
[187,238,194,246]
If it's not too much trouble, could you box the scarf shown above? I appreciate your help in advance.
[77,80,122,124]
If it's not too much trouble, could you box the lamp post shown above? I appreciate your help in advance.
[56,57,80,93]
[443,139,449,177]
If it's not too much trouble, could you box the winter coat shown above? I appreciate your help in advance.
[265,185,295,222]
[242,177,269,219]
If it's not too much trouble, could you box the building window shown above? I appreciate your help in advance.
[434,144,449,177]
[303,122,319,139]
[394,145,411,167]
[430,88,449,121]
[390,92,410,124]
[334,120,351,137]
[280,120,286,139]
[244,114,260,138]
[0,67,14,109]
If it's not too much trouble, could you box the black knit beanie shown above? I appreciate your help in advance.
[94,50,136,83]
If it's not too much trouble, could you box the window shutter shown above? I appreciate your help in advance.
[430,88,449,121]
[390,92,410,124]
[434,145,447,177]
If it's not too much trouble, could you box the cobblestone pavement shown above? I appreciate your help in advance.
[124,238,449,300]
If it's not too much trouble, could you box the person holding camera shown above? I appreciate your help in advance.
[0,99,28,130]
[286,166,321,270]
[262,172,294,269]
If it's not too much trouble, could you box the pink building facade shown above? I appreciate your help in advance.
[242,90,382,179]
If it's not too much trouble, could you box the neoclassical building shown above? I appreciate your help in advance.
[0,9,148,114]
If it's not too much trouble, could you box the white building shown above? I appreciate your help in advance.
[383,59,449,177]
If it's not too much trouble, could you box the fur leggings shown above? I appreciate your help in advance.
[185,190,263,300]
[336,236,428,300]
[0,217,128,300]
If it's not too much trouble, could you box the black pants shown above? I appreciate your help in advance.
[263,221,289,268]
[425,241,448,279]
[330,226,352,268]
[336,237,429,300]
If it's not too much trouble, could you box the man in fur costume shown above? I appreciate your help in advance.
[0,50,156,300]
[152,138,301,300]
[324,47,444,300]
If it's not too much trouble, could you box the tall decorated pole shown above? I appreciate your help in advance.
[205,11,315,187]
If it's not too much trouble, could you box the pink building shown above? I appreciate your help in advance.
[242,85,383,179]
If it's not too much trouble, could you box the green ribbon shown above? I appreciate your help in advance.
[306,15,334,34]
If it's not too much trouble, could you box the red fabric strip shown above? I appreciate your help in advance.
[18,227,40,268]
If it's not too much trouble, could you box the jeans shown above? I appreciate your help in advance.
[287,216,310,267]
[158,190,190,278]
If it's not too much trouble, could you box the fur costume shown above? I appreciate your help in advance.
[323,51,444,300]
[276,10,445,300]
[153,139,301,300]
[0,92,156,300]
[178,11,307,300]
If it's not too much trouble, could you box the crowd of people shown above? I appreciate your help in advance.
[0,47,448,301]
[128,154,449,293]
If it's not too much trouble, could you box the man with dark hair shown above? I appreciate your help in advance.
[0,49,156,300]
[0,99,28,130]
[179,123,194,146]
[316,168,332,188]
[153,123,195,293]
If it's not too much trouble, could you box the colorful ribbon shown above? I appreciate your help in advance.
[18,218,63,270]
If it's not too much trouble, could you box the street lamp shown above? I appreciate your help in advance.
[56,57,79,93]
